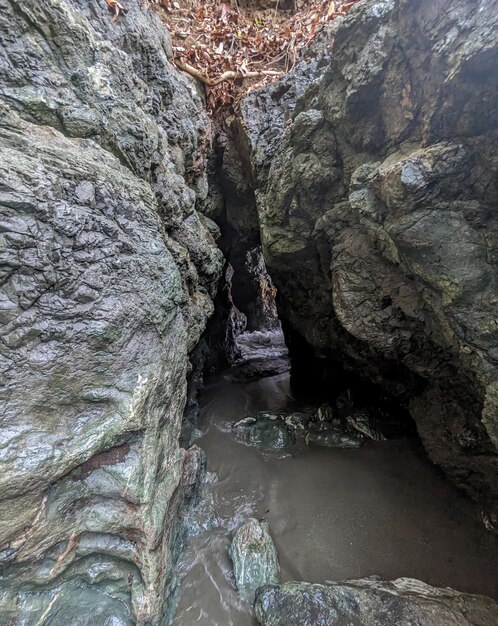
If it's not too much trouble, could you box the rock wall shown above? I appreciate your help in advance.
[238,0,498,518]
[0,0,223,623]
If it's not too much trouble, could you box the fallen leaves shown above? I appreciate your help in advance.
[110,0,360,112]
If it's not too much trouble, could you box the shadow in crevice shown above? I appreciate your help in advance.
[282,321,419,441]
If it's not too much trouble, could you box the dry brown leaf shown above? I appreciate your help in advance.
[140,0,361,112]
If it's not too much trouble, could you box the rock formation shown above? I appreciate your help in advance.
[0,0,223,623]
[236,0,498,520]
[230,518,280,601]
[255,578,498,626]
[1,0,497,623]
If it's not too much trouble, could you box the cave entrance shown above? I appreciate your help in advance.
[174,311,498,625]
[220,241,290,383]
[175,183,498,626]
[177,124,498,623]
[216,230,416,440]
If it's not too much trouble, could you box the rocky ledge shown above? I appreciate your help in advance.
[0,0,222,623]
[236,0,498,520]
[255,578,498,626]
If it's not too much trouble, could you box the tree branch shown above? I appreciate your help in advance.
[174,60,283,87]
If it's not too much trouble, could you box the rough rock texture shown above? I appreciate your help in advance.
[229,518,279,601]
[230,246,280,332]
[239,0,498,517]
[233,414,297,449]
[254,577,498,626]
[231,404,394,450]
[225,329,290,382]
[220,128,281,334]
[0,0,223,623]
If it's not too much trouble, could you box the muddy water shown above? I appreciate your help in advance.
[173,370,498,625]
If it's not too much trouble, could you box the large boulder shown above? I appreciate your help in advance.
[0,0,222,623]
[254,578,498,626]
[239,0,498,518]
[229,518,280,600]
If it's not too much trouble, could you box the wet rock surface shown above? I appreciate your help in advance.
[232,391,410,451]
[233,409,366,450]
[0,0,222,623]
[234,414,297,449]
[239,0,498,517]
[254,577,498,626]
[224,329,290,382]
[229,518,280,600]
[2,0,498,624]
[172,372,498,625]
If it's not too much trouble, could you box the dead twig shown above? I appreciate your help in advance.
[106,0,360,111]
[174,59,283,86]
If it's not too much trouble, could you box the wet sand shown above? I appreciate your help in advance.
[172,372,498,626]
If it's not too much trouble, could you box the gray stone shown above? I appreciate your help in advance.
[232,406,390,450]
[0,0,223,623]
[238,0,498,518]
[254,578,498,626]
[306,430,363,449]
[229,518,280,600]
[233,414,296,449]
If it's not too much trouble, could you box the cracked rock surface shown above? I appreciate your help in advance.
[0,0,222,623]
[239,0,498,518]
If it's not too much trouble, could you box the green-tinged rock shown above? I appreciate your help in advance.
[0,0,223,623]
[233,415,296,449]
[232,407,381,450]
[229,518,280,600]
[238,0,498,515]
[254,578,498,626]
[0,580,135,626]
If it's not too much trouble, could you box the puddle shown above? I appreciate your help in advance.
[172,367,498,625]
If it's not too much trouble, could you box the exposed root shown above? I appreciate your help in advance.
[103,1,360,111]
[152,0,361,112]
[174,59,283,86]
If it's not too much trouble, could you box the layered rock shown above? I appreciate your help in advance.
[0,0,223,623]
[238,0,498,517]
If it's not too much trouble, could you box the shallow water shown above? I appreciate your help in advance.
[173,368,498,625]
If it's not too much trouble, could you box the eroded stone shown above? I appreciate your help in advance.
[229,518,280,600]
[255,578,498,626]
